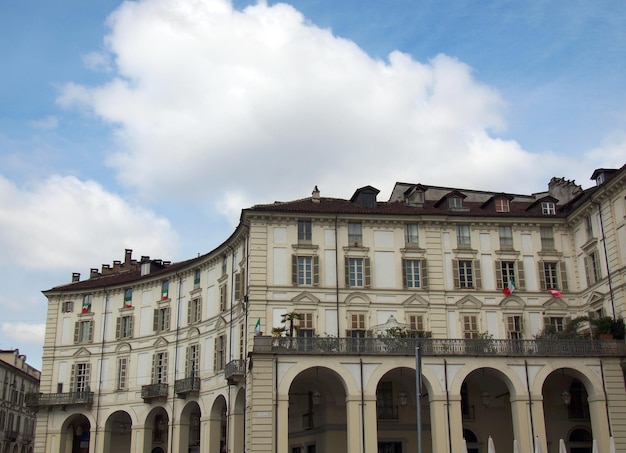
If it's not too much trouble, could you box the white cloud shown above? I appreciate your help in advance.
[1,323,45,346]
[83,51,113,72]
[58,0,620,212]
[29,115,59,130]
[0,174,179,270]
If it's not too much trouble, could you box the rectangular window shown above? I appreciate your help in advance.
[161,280,169,300]
[456,225,471,248]
[222,256,228,275]
[346,257,371,288]
[194,269,201,288]
[584,216,594,239]
[499,261,516,290]
[541,262,559,290]
[408,314,424,333]
[188,298,202,324]
[116,357,128,390]
[152,352,168,384]
[403,259,421,288]
[74,320,93,344]
[507,315,523,339]
[348,222,362,246]
[124,288,133,307]
[349,314,366,337]
[219,285,228,311]
[499,226,513,249]
[153,307,171,332]
[547,317,565,332]
[584,250,601,285]
[298,313,314,337]
[541,202,556,215]
[404,224,419,245]
[455,260,476,288]
[116,315,134,339]
[214,335,226,371]
[495,198,510,213]
[298,220,312,243]
[71,362,91,393]
[186,344,200,378]
[292,256,319,286]
[449,197,463,209]
[540,226,555,249]
[62,301,74,313]
[81,294,93,313]
[463,315,479,339]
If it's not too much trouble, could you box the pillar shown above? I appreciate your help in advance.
[429,395,453,453]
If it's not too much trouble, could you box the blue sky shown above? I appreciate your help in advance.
[1,0,624,369]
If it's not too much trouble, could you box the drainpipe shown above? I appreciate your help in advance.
[94,289,109,451]
[444,359,451,453]
[170,272,183,453]
[335,215,340,337]
[525,361,535,443]
[600,360,612,437]
[591,199,616,319]
[274,356,278,453]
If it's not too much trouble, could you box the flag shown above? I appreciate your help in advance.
[502,277,515,296]
[548,289,562,298]
[254,318,261,336]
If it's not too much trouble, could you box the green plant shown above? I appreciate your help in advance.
[280,311,301,337]
[590,316,625,339]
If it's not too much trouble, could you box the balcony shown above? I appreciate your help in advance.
[253,336,626,358]
[225,359,246,385]
[4,430,19,441]
[141,383,168,403]
[174,376,200,398]
[25,391,94,408]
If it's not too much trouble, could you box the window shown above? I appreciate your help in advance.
[214,335,226,371]
[194,269,201,288]
[454,260,480,289]
[219,284,228,311]
[449,197,463,209]
[298,313,314,337]
[222,256,228,275]
[540,226,555,249]
[496,261,524,291]
[81,294,93,313]
[456,225,471,248]
[539,261,568,291]
[546,317,565,332]
[348,314,366,337]
[116,315,134,339]
[584,215,594,239]
[71,362,91,393]
[116,357,128,391]
[298,220,312,243]
[153,307,171,332]
[541,202,556,215]
[124,288,133,307]
[161,280,169,300]
[62,301,74,313]
[499,226,513,249]
[404,224,419,245]
[377,381,396,420]
[408,314,424,335]
[507,315,523,339]
[74,320,93,344]
[463,315,479,339]
[151,352,168,384]
[345,257,371,288]
[188,298,202,324]
[348,222,362,246]
[495,198,510,213]
[584,250,601,285]
[403,259,428,289]
[292,256,319,286]
[186,344,200,378]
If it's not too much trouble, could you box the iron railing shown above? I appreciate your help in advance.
[141,383,168,401]
[25,391,94,407]
[4,430,19,441]
[254,337,626,357]
[225,359,246,383]
[174,377,200,396]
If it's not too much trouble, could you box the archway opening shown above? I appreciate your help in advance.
[105,410,132,453]
[61,414,91,453]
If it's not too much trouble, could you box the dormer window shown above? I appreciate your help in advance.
[541,202,556,215]
[495,198,510,213]
[449,197,463,209]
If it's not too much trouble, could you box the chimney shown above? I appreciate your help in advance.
[72,273,80,282]
[90,268,99,278]
[125,249,133,265]
[312,185,320,203]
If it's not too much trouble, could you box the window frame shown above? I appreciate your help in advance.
[348,222,363,246]
[541,202,556,215]
[404,224,419,245]
[498,226,513,249]
[495,198,510,213]
[298,220,312,243]
[456,225,471,248]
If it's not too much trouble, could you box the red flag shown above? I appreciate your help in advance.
[548,289,562,298]
[502,287,511,296]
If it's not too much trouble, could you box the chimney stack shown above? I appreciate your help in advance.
[72,273,80,282]
[312,185,320,203]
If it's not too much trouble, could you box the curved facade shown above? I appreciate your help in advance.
[31,166,626,453]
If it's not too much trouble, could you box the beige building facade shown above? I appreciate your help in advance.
[30,166,626,453]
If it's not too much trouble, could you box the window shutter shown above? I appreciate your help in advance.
[292,255,298,285]
[151,354,156,384]
[162,353,168,383]
[187,300,192,325]
[196,300,202,323]
[153,309,159,331]
[185,346,190,378]
[453,260,460,289]
[473,260,481,289]
[74,322,80,344]
[116,317,121,339]
[583,256,591,286]
[129,316,134,338]
[344,257,350,287]
[559,262,568,291]
[234,273,241,300]
[516,261,525,290]
[402,259,408,289]
[213,339,218,371]
[313,256,319,285]
[165,307,170,331]
[495,261,503,289]
[538,261,547,290]
[421,260,428,289]
[70,364,76,392]
[85,363,91,389]
[364,257,371,287]
[88,321,94,342]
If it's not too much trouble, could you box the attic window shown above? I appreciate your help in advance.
[495,199,510,213]
[448,197,463,209]
[541,202,556,215]
[360,193,376,208]
[595,173,605,185]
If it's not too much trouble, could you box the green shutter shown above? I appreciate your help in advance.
[421,260,428,289]
[516,261,525,290]
[473,260,481,289]
[559,262,568,291]
[495,261,503,290]
[364,258,371,287]
[313,256,320,286]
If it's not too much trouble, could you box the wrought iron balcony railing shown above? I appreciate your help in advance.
[141,383,168,402]
[253,336,626,357]
[4,430,19,441]
[225,359,246,385]
[25,391,94,408]
[174,376,200,398]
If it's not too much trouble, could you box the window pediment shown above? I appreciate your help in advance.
[455,295,482,309]
[345,292,372,306]
[154,336,169,348]
[499,296,525,310]
[543,298,568,311]
[292,291,321,304]
[73,347,91,358]
[402,294,429,307]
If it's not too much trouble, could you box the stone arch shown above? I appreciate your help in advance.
[60,413,92,453]
[448,362,526,399]
[364,359,438,400]
[104,410,132,453]
[179,401,201,453]
[532,364,602,397]
[277,361,355,397]
[144,406,170,453]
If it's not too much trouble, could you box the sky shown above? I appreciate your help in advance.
[1,0,624,370]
